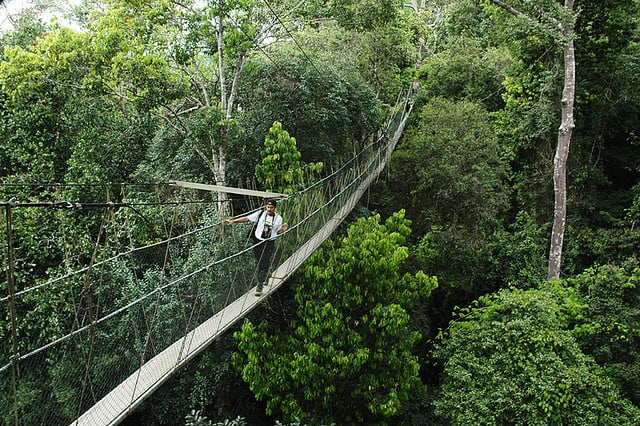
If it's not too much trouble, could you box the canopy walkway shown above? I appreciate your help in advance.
[1,94,412,426]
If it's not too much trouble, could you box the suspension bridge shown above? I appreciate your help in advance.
[1,94,412,426]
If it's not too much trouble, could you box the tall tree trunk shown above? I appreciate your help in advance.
[217,6,227,113]
[489,0,576,280]
[548,0,576,280]
[213,5,230,216]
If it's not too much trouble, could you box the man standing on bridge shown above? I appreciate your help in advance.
[225,199,288,296]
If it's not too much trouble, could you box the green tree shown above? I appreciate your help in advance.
[569,259,640,405]
[433,285,640,425]
[292,1,417,102]
[0,12,49,56]
[255,121,322,195]
[233,211,437,424]
[383,96,510,236]
[372,97,511,331]
[0,28,89,183]
[296,0,400,33]
[416,37,513,112]
[230,53,383,187]
[558,0,640,273]
[480,0,578,280]
[481,0,640,277]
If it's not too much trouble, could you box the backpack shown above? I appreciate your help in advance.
[247,211,265,243]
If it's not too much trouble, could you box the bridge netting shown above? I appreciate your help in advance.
[1,94,411,426]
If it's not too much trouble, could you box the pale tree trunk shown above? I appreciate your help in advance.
[203,1,295,215]
[217,6,227,114]
[225,53,247,123]
[215,5,229,194]
[406,1,444,70]
[211,5,249,216]
[489,0,576,280]
[158,2,254,219]
[211,10,230,219]
[548,0,576,280]
[215,50,248,218]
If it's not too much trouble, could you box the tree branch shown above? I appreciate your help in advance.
[488,0,534,23]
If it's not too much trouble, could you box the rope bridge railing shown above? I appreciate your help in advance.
[0,92,411,426]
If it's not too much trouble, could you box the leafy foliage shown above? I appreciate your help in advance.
[185,411,246,426]
[433,284,640,425]
[416,37,512,112]
[255,121,322,194]
[0,12,49,56]
[385,96,511,236]
[328,0,399,32]
[233,211,437,424]
[231,53,383,186]
[2,0,640,423]
[569,259,640,405]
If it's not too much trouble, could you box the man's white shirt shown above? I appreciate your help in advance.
[248,210,283,240]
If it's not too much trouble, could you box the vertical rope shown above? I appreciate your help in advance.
[4,203,20,426]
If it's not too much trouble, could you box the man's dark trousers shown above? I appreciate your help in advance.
[253,239,274,286]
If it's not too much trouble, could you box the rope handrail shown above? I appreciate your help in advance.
[1,88,413,426]
[1,127,400,302]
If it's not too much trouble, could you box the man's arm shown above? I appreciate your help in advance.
[225,216,249,225]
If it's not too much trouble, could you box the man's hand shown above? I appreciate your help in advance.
[278,223,288,234]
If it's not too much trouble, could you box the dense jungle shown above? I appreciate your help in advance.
[1,0,640,425]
